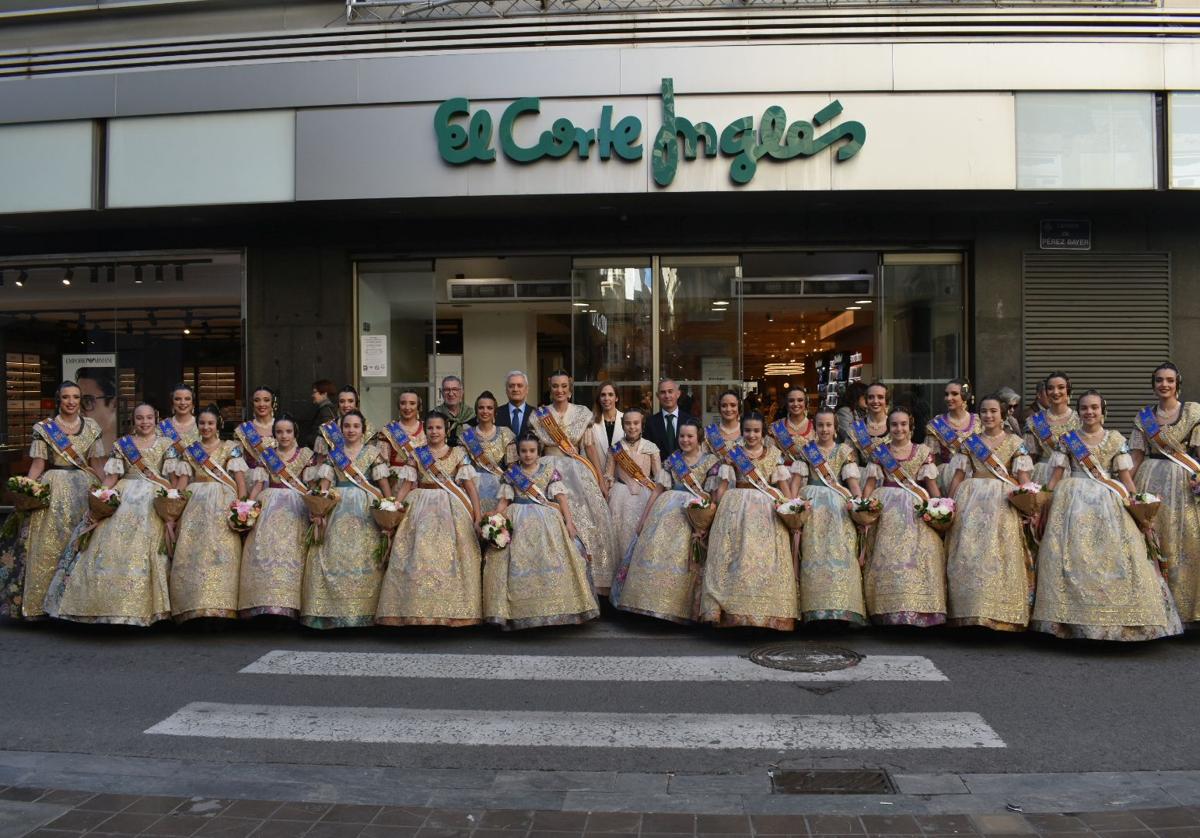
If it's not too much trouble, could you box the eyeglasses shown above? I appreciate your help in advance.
[80,395,111,409]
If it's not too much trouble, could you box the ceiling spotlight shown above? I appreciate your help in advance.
[155,264,164,283]
[846,305,862,311]
[63,267,73,286]
[16,269,27,287]
[183,328,191,335]
[855,299,872,304]
[766,313,774,323]
[134,265,144,284]
[174,264,183,282]
[106,265,116,284]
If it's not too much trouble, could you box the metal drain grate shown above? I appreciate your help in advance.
[747,642,863,673]
[771,769,897,795]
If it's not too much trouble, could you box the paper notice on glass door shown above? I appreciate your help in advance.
[360,335,388,378]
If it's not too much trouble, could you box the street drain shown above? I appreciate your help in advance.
[771,769,896,795]
[747,642,863,673]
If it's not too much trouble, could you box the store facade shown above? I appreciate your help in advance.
[1,1,1198,479]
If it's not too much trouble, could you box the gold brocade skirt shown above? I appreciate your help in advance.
[608,480,655,567]
[543,455,616,594]
[701,488,798,630]
[613,489,702,624]
[239,487,308,618]
[23,469,94,619]
[945,478,1031,630]
[44,477,169,626]
[301,485,384,628]
[1135,459,1200,624]
[377,487,482,627]
[799,484,866,624]
[1032,474,1181,641]
[483,500,598,630]
[170,481,242,621]
[863,487,946,626]
[477,470,505,517]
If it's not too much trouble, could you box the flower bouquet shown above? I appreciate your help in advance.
[227,499,262,533]
[1007,482,1050,518]
[1126,491,1162,532]
[480,512,513,549]
[917,497,956,533]
[4,476,49,513]
[87,487,121,520]
[371,496,407,531]
[775,497,811,532]
[153,487,189,523]
[302,487,340,520]
[847,496,882,527]
[683,495,717,532]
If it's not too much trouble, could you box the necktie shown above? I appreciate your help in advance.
[665,413,676,452]
[511,406,522,435]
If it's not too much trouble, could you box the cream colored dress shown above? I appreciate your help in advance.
[168,440,249,622]
[483,461,599,630]
[1130,402,1200,625]
[377,447,482,627]
[239,447,314,619]
[945,434,1034,631]
[795,443,865,624]
[607,438,663,565]
[1031,431,1182,641]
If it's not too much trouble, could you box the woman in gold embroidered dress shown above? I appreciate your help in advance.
[1024,371,1081,486]
[234,386,277,472]
[706,390,744,461]
[605,408,663,565]
[1032,390,1182,641]
[168,405,249,623]
[44,403,169,626]
[614,419,724,624]
[925,379,979,495]
[483,434,598,630]
[770,386,815,472]
[468,391,516,517]
[700,412,797,630]
[377,412,483,627]
[861,407,946,626]
[380,388,426,496]
[14,382,105,620]
[530,370,616,593]
[945,394,1034,631]
[302,410,390,629]
[1129,362,1200,626]
[794,408,865,625]
[239,414,313,620]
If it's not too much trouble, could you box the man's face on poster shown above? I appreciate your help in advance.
[78,376,117,444]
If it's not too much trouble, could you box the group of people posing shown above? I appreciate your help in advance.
[1,364,1194,642]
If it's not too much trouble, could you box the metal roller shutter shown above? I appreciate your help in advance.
[1022,252,1171,435]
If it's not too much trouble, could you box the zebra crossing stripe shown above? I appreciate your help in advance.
[147,703,1004,749]
[240,651,948,682]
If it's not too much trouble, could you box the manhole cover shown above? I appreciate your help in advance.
[772,769,896,795]
[747,642,863,673]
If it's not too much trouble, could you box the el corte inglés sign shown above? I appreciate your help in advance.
[435,78,866,187]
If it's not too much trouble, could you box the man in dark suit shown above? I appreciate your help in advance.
[497,370,533,439]
[646,378,697,458]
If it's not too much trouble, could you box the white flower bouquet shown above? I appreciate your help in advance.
[480,512,513,549]
[774,497,811,532]
[846,496,882,527]
[1127,491,1162,531]
[683,495,717,532]
[916,496,956,533]
[1007,481,1050,517]
[370,496,407,531]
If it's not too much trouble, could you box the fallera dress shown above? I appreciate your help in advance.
[863,443,946,626]
[168,440,249,622]
[464,426,516,517]
[612,452,722,624]
[700,447,797,630]
[1024,409,1081,486]
[945,434,1035,631]
[1130,402,1200,625]
[607,437,663,567]
[1031,431,1182,641]
[301,444,390,628]
[482,461,599,630]
[795,443,866,624]
[376,446,482,627]
[925,412,979,495]
[43,435,172,626]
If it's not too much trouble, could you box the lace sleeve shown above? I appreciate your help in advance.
[1113,452,1134,474]
[312,463,335,483]
[840,461,861,482]
[1012,454,1034,475]
[790,459,809,477]
[949,453,972,478]
[455,464,478,482]
[28,438,49,461]
[313,435,329,456]
[86,437,106,460]
[1129,427,1148,453]
[372,462,394,481]
[1050,451,1068,470]
[547,480,568,499]
[498,483,515,501]
[225,456,250,473]
[656,469,673,489]
[103,457,125,476]
[865,462,883,481]
[248,466,269,486]
[718,464,736,484]
[917,462,939,482]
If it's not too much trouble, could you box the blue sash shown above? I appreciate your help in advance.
[328,443,382,498]
[413,445,472,511]
[930,414,960,449]
[1061,430,1128,498]
[461,426,503,477]
[963,433,991,462]
[872,444,900,473]
[871,443,930,503]
[505,463,552,506]
[1030,411,1052,442]
[1138,406,1161,438]
[322,422,347,450]
[238,421,265,450]
[802,441,825,467]
[730,445,784,501]
[771,419,795,451]
[851,418,875,452]
[665,450,707,498]
[185,441,237,491]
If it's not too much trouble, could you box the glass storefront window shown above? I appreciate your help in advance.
[571,258,653,415]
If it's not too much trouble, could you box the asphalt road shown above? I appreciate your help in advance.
[2,611,1197,778]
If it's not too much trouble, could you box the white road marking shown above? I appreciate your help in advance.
[240,651,948,682]
[147,704,1004,750]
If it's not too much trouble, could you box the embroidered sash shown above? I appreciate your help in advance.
[851,418,879,458]
[37,419,98,482]
[461,427,505,479]
[931,414,968,454]
[380,420,419,465]
[158,419,193,461]
[534,406,605,488]
[1137,406,1200,475]
[770,419,805,463]
[872,444,931,504]
[611,442,657,491]
[329,444,384,500]
[665,451,710,501]
[234,421,273,464]
[115,436,173,490]
[1062,431,1129,500]
[729,446,786,502]
[962,434,1020,487]
[184,441,239,492]
[505,463,554,507]
[320,421,347,453]
[705,423,734,463]
[1030,411,1054,447]
[259,446,309,494]
[802,442,853,500]
[413,445,473,513]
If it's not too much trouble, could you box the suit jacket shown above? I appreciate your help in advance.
[645,409,698,458]
[497,402,534,441]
